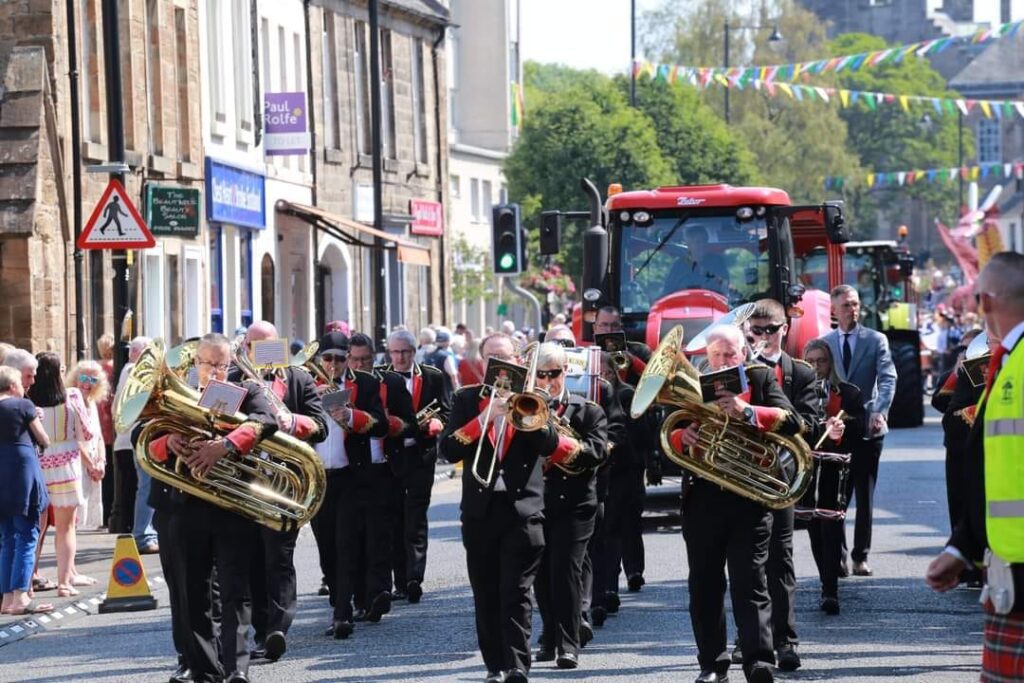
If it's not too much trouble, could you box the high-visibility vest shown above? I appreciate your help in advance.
[983,340,1024,562]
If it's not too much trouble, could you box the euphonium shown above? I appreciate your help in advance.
[631,325,812,510]
[114,340,326,532]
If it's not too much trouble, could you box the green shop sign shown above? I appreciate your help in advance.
[145,185,201,238]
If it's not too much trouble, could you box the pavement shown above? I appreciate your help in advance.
[0,415,985,682]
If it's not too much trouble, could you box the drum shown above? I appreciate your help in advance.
[794,450,851,526]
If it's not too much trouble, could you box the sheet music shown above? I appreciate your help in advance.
[198,380,247,416]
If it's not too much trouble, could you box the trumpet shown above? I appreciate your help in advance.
[610,350,629,371]
[416,399,442,430]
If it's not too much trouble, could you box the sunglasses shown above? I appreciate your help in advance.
[551,339,575,348]
[749,323,784,336]
[78,374,100,384]
[321,353,348,362]
[535,368,564,380]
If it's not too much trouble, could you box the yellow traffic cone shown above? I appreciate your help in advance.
[97,534,158,613]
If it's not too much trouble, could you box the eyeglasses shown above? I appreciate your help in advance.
[749,323,784,336]
[320,353,348,363]
[78,374,99,385]
[551,339,575,348]
[197,360,231,372]
[535,368,564,380]
[388,349,414,355]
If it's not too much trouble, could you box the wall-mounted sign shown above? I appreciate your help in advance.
[264,92,310,156]
[409,199,444,237]
[205,157,265,229]
[145,185,201,238]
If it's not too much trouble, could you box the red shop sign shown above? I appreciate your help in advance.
[409,199,444,237]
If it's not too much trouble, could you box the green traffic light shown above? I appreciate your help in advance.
[499,253,515,270]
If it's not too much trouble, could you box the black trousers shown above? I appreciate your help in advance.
[170,502,256,680]
[682,482,774,675]
[766,505,797,648]
[154,510,187,665]
[606,467,646,590]
[536,503,597,655]
[109,448,138,534]
[462,494,545,674]
[845,437,884,563]
[101,444,115,528]
[390,449,435,589]
[250,525,300,643]
[310,465,394,622]
[582,500,605,614]
[808,518,844,599]
[945,441,967,536]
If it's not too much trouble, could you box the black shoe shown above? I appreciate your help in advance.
[579,617,594,648]
[776,644,801,671]
[747,663,773,683]
[730,640,743,664]
[605,591,621,613]
[330,619,353,639]
[556,651,578,669]
[318,581,330,596]
[407,579,423,604]
[852,560,873,576]
[534,645,555,662]
[365,591,391,623]
[263,630,286,662]
[838,558,849,578]
[168,664,191,683]
[353,608,368,622]
[484,672,504,683]
[505,669,528,683]
[391,590,408,601]
[627,573,645,592]
[225,673,249,683]
[592,605,607,627]
[249,647,267,661]
[820,595,840,615]
[694,671,727,683]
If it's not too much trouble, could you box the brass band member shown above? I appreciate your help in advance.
[802,339,862,615]
[594,305,651,388]
[240,321,328,663]
[145,333,278,683]
[532,342,614,669]
[667,324,803,683]
[307,332,389,640]
[439,333,577,683]
[382,329,451,604]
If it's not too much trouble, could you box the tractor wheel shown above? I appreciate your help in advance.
[888,336,923,428]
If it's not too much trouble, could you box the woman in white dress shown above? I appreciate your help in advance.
[66,361,108,530]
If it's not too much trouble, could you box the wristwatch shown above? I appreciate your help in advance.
[742,406,756,424]
[222,438,240,459]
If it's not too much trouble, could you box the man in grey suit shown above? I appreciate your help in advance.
[822,284,898,577]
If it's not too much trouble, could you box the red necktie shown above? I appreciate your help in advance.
[984,346,1008,392]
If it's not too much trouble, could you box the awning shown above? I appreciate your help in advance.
[276,200,431,266]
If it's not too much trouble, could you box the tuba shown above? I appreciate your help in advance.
[631,325,812,510]
[114,340,326,532]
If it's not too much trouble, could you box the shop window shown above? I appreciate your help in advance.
[261,253,276,325]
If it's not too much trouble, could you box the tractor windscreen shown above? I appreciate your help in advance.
[617,212,771,314]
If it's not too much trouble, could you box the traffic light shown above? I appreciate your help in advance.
[492,203,524,275]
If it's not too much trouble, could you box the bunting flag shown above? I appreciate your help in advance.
[632,20,1023,85]
[823,161,1024,190]
[510,81,525,131]
[644,71,1024,121]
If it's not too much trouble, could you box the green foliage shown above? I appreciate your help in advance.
[450,235,495,304]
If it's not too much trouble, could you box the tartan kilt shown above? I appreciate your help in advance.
[982,609,1024,682]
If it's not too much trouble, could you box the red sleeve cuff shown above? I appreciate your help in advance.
[292,415,318,440]
[387,415,406,438]
[351,409,373,434]
[752,406,787,432]
[548,434,582,465]
[669,428,685,455]
[226,423,260,454]
[631,355,646,376]
[452,416,483,445]
[150,434,170,463]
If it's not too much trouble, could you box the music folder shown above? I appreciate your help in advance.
[482,358,528,395]
[699,364,748,403]
[321,388,351,415]
[198,380,247,416]
[594,331,627,353]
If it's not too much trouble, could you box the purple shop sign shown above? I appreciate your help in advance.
[264,91,310,156]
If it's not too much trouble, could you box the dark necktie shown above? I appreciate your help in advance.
[842,333,853,374]
[759,356,777,368]
[397,371,412,379]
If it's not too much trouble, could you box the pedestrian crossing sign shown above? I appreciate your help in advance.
[78,178,156,250]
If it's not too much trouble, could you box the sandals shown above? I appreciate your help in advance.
[70,574,97,587]
[32,577,58,592]
[3,600,55,616]
[56,585,80,598]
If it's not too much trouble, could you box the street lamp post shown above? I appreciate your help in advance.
[723,21,783,124]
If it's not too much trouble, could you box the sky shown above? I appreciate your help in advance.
[520,0,664,75]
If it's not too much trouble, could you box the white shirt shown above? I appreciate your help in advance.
[403,372,417,447]
[492,414,508,492]
[316,417,349,469]
[838,325,859,364]
[761,351,783,365]
[999,320,1024,366]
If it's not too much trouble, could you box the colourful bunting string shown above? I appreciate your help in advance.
[632,19,1023,85]
[823,161,1024,190]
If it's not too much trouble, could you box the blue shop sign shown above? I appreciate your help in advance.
[205,157,266,229]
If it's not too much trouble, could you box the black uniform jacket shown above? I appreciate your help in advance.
[143,382,278,512]
[228,365,329,445]
[624,341,653,387]
[372,367,417,465]
[543,392,612,515]
[338,368,389,468]
[608,382,657,473]
[813,379,865,452]
[932,368,984,449]
[439,385,560,521]
[378,363,452,465]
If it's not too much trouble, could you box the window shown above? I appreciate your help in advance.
[411,39,428,164]
[239,231,254,327]
[166,253,181,344]
[174,7,191,162]
[210,227,224,332]
[145,0,164,156]
[380,29,396,160]
[261,254,276,324]
[447,29,458,139]
[81,0,102,142]
[470,178,481,222]
[206,0,227,133]
[353,20,371,155]
[144,251,165,339]
[322,15,341,150]
[450,174,460,198]
[482,180,493,214]
[977,119,1002,164]
[232,0,254,142]
[184,248,203,339]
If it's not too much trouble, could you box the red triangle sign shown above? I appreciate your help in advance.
[78,179,156,250]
